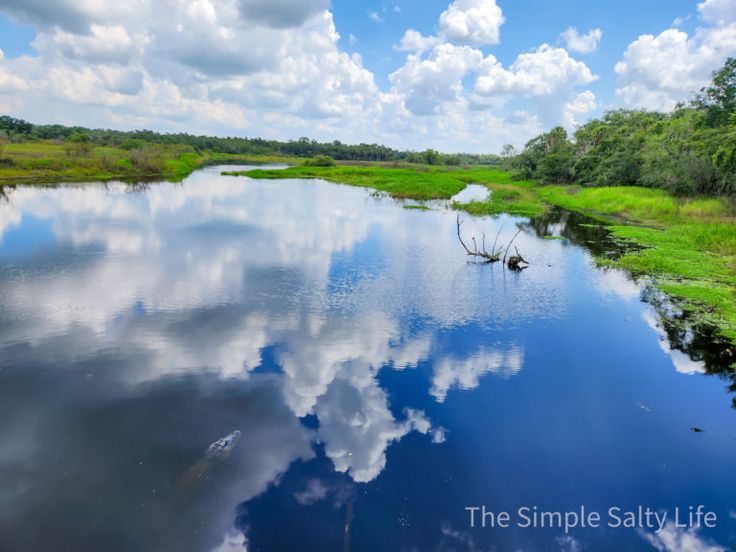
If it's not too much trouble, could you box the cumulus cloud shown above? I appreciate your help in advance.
[0,1,382,139]
[615,1,736,110]
[438,0,505,46]
[562,90,597,127]
[560,27,603,54]
[474,45,596,98]
[395,29,441,53]
[390,43,483,115]
[0,0,599,154]
[238,0,329,28]
[471,45,597,127]
[0,0,126,32]
[698,0,736,25]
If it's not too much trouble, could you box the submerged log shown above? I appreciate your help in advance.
[507,246,529,271]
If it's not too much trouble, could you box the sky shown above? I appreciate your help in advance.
[0,0,734,153]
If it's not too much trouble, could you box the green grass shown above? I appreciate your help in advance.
[536,186,736,339]
[230,165,470,200]
[0,141,296,184]
[535,185,733,224]
[226,164,546,215]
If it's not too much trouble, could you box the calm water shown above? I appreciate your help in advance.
[0,166,734,551]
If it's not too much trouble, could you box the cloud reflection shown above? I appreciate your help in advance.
[430,345,524,402]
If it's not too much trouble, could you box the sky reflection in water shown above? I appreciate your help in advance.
[0,167,734,551]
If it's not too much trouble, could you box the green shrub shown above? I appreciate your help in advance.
[304,155,336,167]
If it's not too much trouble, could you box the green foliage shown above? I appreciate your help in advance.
[514,126,575,184]
[303,155,337,167]
[692,57,736,127]
[511,58,736,197]
[0,115,33,135]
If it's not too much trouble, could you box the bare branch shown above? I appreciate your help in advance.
[456,215,500,263]
[503,229,522,263]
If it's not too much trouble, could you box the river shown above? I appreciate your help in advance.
[0,166,734,551]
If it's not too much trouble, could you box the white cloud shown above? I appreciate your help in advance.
[390,43,483,115]
[368,11,383,23]
[438,0,505,46]
[640,522,727,552]
[474,45,596,98]
[471,45,597,128]
[698,0,736,25]
[560,27,602,54]
[211,531,248,552]
[395,29,442,54]
[0,2,382,138]
[0,0,598,154]
[562,90,598,128]
[615,3,736,111]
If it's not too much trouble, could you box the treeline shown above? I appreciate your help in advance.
[508,58,736,197]
[0,116,500,167]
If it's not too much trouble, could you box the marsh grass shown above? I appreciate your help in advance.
[0,142,295,184]
[540,186,736,339]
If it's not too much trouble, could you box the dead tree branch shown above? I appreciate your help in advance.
[456,215,530,270]
[456,214,501,262]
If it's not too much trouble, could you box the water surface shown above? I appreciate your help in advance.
[0,166,734,551]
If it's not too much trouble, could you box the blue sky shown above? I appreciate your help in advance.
[0,0,733,152]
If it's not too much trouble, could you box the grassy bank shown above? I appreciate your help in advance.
[224,165,545,215]
[0,142,295,184]
[232,162,736,342]
[536,186,736,340]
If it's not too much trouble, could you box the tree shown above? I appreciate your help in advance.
[500,143,517,171]
[422,149,441,165]
[514,127,574,184]
[693,57,736,127]
[0,115,33,135]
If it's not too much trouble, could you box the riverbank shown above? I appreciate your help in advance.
[0,142,296,184]
[230,163,736,345]
[225,165,545,215]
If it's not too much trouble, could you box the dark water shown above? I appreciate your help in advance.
[0,167,734,552]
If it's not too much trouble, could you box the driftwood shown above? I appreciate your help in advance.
[456,214,503,262]
[456,215,529,270]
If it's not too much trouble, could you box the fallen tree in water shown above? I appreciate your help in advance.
[456,215,529,270]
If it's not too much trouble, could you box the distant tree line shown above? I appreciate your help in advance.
[508,58,736,197]
[0,116,501,167]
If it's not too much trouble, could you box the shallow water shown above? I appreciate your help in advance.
[0,166,734,551]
